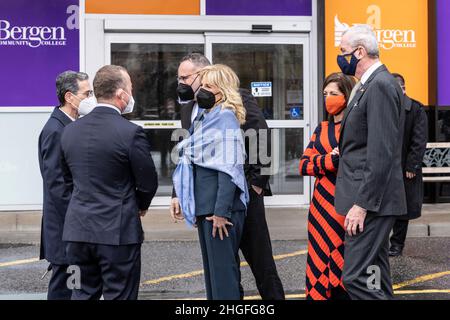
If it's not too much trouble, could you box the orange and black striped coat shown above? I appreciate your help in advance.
[299,121,346,300]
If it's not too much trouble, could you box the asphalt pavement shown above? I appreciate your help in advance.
[0,238,449,300]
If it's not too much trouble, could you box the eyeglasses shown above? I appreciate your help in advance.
[82,90,94,98]
[176,73,197,83]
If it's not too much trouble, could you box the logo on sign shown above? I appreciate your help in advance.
[334,5,417,50]
[0,20,67,48]
[0,20,66,48]
[0,5,78,49]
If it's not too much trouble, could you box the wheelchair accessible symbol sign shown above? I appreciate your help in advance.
[251,82,272,97]
[290,106,301,119]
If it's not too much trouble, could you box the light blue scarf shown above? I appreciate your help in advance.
[172,105,249,227]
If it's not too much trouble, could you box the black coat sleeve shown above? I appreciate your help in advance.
[240,88,272,192]
[130,127,159,210]
[41,130,71,218]
[405,102,428,174]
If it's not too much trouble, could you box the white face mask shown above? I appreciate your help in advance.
[121,91,135,115]
[78,96,97,117]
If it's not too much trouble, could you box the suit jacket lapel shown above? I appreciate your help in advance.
[339,65,388,148]
[180,101,195,130]
[52,107,72,127]
[404,95,412,111]
[340,83,364,131]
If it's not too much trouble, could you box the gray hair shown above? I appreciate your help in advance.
[343,24,380,58]
[56,70,89,105]
[179,53,211,68]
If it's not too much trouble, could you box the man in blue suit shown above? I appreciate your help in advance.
[38,70,92,300]
[60,65,158,300]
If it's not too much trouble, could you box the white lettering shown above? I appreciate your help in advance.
[0,20,10,40]
[66,5,79,30]
[0,20,67,48]
[175,305,210,318]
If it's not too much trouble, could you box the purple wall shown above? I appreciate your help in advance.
[438,0,450,106]
[0,0,79,107]
[206,0,312,16]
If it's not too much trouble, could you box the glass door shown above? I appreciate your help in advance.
[206,33,311,205]
[105,32,312,206]
[105,33,205,199]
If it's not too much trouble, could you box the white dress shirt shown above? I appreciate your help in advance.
[59,108,76,122]
[360,61,383,85]
[98,103,121,114]
[190,103,200,124]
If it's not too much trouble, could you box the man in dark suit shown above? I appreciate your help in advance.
[334,25,407,300]
[171,53,285,300]
[389,74,428,257]
[61,65,158,300]
[38,70,91,300]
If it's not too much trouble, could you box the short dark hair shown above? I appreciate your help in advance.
[56,71,89,105]
[392,73,405,86]
[323,72,356,103]
[323,72,356,121]
[93,65,128,100]
[179,53,211,68]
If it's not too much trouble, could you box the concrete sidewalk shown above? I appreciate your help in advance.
[0,204,449,244]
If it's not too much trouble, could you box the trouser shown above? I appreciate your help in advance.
[65,242,141,300]
[239,189,285,300]
[197,211,245,300]
[390,219,409,248]
[47,264,72,300]
[342,214,396,300]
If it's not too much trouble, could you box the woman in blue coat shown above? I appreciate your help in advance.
[173,64,249,300]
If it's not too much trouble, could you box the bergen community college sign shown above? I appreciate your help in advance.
[0,19,67,48]
[0,0,79,107]
[326,0,428,104]
[334,15,417,50]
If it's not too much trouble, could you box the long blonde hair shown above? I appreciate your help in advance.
[199,64,246,125]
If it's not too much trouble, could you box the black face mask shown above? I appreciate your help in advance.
[176,74,199,102]
[196,88,219,110]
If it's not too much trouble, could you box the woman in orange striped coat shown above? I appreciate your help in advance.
[299,73,355,300]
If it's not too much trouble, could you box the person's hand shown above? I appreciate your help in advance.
[344,205,367,236]
[170,197,184,222]
[251,185,263,195]
[406,171,416,179]
[139,210,147,218]
[206,215,233,240]
[331,147,340,156]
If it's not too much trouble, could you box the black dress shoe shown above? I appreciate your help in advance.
[389,246,403,257]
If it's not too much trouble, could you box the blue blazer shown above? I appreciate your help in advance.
[60,106,158,245]
[38,107,73,264]
[194,165,246,219]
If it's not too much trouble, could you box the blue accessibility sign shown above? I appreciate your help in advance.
[290,106,301,119]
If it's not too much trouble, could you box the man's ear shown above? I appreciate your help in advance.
[356,46,366,59]
[116,88,125,101]
[64,91,74,105]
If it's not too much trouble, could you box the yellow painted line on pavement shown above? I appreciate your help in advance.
[0,257,40,268]
[141,270,205,286]
[141,250,307,286]
[243,290,450,299]
[393,271,450,290]
[171,269,450,300]
[175,290,450,301]
[394,289,450,295]
[241,289,450,300]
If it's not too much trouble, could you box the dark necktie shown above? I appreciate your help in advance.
[189,111,205,135]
